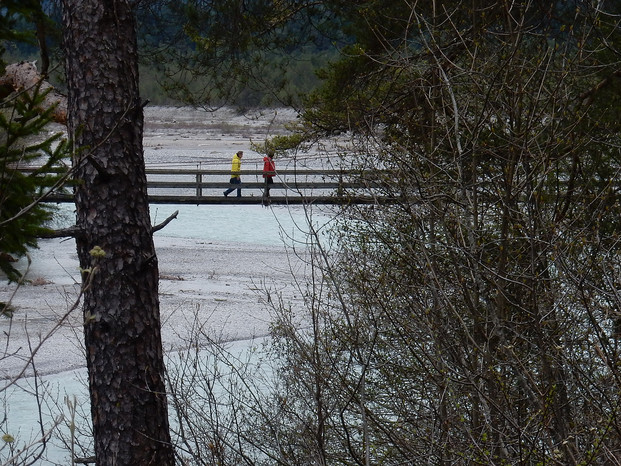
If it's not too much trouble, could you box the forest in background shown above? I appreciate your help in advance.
[3,1,339,107]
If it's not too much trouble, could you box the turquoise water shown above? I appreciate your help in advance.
[52,203,330,247]
[150,203,329,246]
[4,204,331,465]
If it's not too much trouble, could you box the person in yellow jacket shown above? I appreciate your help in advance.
[223,150,243,197]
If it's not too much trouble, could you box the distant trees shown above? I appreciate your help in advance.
[135,0,344,108]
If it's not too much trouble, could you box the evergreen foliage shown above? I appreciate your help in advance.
[0,2,69,283]
[0,86,68,281]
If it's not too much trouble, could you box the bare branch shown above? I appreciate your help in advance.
[37,226,83,239]
[152,210,179,233]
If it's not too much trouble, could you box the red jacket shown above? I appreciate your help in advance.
[263,156,275,178]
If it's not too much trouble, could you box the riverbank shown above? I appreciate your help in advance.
[0,232,306,379]
[0,106,312,380]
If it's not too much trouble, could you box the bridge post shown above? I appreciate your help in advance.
[196,172,202,197]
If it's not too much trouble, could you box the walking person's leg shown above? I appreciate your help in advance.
[263,178,274,206]
[262,178,269,206]
[264,178,271,198]
[224,177,240,197]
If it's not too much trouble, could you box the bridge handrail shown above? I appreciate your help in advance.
[14,166,390,204]
[145,168,354,176]
[15,167,375,178]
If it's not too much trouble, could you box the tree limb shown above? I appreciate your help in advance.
[37,226,83,239]
[152,210,179,233]
[34,209,179,239]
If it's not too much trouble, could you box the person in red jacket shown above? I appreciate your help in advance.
[262,152,275,204]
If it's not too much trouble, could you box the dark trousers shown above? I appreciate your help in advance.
[263,177,274,197]
[262,177,274,206]
[224,177,242,197]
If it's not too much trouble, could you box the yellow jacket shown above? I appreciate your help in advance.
[231,154,242,178]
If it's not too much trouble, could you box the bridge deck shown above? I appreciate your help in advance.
[35,167,393,205]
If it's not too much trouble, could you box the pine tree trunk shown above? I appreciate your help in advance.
[62,1,174,464]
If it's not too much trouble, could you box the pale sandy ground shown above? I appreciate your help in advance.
[0,236,307,379]
[0,107,309,380]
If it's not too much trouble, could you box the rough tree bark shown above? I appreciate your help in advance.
[61,1,174,464]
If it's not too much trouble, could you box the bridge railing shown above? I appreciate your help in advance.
[146,168,348,198]
[18,167,391,205]
[144,168,384,204]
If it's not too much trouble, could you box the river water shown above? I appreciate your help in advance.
[2,202,331,465]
